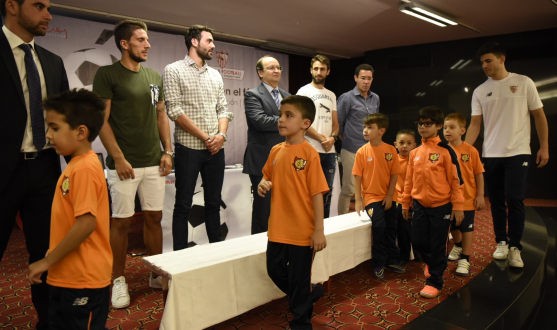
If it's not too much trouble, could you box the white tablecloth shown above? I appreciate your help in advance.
[143,212,371,330]
[161,166,340,252]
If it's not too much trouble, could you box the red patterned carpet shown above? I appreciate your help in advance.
[1,199,555,330]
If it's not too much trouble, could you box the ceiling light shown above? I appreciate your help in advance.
[535,77,557,87]
[457,59,472,70]
[430,80,438,86]
[435,80,443,86]
[413,7,457,26]
[416,92,422,97]
[399,2,457,27]
[451,60,464,70]
[400,9,447,27]
[539,89,557,100]
[421,92,426,97]
[464,87,469,92]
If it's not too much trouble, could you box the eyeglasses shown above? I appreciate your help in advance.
[415,121,436,128]
[264,66,283,71]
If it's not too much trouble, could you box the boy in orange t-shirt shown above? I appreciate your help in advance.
[444,113,485,276]
[353,113,401,279]
[259,95,329,329]
[393,129,417,266]
[28,89,112,330]
[402,106,464,299]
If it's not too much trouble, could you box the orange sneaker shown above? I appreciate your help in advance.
[419,285,439,299]
[424,264,431,278]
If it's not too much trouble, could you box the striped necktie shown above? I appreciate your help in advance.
[271,89,281,109]
[19,44,46,151]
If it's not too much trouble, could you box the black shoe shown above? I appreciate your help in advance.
[386,261,406,273]
[311,284,325,303]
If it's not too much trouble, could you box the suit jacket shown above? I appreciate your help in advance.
[0,30,69,193]
[243,82,290,176]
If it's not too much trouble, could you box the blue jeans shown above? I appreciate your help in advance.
[172,143,225,250]
[319,153,336,219]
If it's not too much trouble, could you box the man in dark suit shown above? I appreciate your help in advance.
[0,1,69,328]
[243,55,290,234]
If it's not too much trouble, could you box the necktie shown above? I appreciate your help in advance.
[19,44,45,151]
[271,89,281,109]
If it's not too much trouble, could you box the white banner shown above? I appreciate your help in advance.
[36,15,289,166]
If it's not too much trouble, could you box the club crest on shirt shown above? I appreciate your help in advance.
[461,154,470,163]
[60,176,70,196]
[292,157,307,171]
[429,153,440,163]
[510,86,518,93]
[368,208,373,217]
[385,153,393,161]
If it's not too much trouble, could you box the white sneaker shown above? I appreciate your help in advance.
[455,259,470,276]
[448,245,462,261]
[149,274,162,289]
[111,276,130,308]
[493,241,509,260]
[508,247,524,268]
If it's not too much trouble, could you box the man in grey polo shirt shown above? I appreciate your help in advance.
[337,64,379,215]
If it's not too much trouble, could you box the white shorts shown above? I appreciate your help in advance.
[107,166,165,218]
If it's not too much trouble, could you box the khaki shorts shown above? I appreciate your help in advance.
[107,166,165,218]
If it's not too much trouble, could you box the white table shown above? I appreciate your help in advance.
[143,212,372,330]
[161,166,340,252]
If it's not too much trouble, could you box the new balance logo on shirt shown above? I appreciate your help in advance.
[522,162,528,166]
[72,297,89,306]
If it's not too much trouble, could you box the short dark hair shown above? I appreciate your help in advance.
[280,95,316,125]
[417,106,445,125]
[43,89,106,142]
[311,54,330,71]
[363,113,389,130]
[1,0,24,18]
[396,129,416,141]
[445,112,466,127]
[185,25,214,51]
[114,20,148,53]
[477,42,506,59]
[355,64,374,77]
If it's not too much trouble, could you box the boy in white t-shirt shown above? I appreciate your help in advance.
[297,55,338,218]
[465,42,549,268]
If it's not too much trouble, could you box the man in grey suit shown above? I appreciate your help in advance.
[243,55,289,234]
[0,0,69,328]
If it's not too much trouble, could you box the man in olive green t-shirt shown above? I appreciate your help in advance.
[92,20,172,309]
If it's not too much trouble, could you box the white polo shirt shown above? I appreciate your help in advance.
[471,72,543,157]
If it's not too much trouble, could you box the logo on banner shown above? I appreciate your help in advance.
[217,52,229,68]
[211,52,245,81]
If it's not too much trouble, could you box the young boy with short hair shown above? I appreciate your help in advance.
[353,113,402,279]
[393,129,418,266]
[402,106,464,299]
[28,89,112,330]
[444,113,485,276]
[258,95,329,329]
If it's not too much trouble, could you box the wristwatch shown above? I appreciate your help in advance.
[217,132,228,141]
[163,151,174,157]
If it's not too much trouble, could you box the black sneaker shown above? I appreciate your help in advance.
[311,284,325,303]
[386,261,406,273]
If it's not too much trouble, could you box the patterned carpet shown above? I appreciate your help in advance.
[1,200,554,329]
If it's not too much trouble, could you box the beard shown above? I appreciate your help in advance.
[312,75,326,85]
[18,14,48,37]
[197,47,213,61]
[129,51,146,63]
